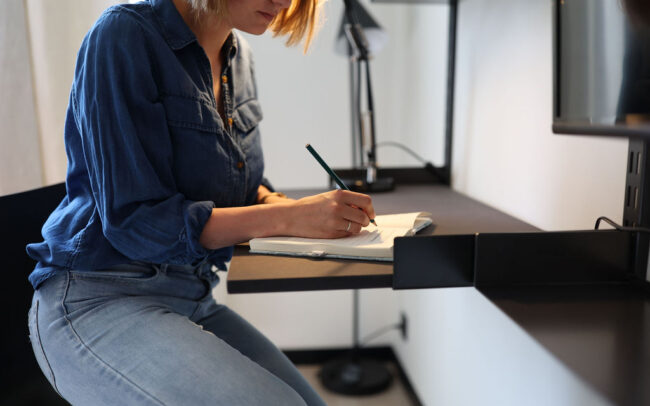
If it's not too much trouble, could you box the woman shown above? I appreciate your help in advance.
[26,0,375,404]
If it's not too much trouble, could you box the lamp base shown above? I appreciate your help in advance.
[318,357,393,396]
[340,176,395,193]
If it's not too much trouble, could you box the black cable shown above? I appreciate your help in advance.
[375,141,443,179]
[594,216,650,233]
[375,141,428,164]
[360,322,401,347]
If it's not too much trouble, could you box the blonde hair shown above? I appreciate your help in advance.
[186,0,323,52]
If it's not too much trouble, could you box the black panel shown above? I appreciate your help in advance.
[1,183,67,405]
[393,230,635,290]
[228,274,393,294]
[623,139,650,282]
[553,122,650,139]
[393,234,475,289]
[475,230,635,287]
[332,167,445,185]
[553,0,650,137]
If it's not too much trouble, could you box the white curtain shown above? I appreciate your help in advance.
[0,0,42,196]
[0,0,117,195]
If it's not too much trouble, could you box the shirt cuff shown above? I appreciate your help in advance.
[183,200,215,260]
[261,177,275,193]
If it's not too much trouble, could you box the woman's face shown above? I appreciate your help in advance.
[228,0,292,35]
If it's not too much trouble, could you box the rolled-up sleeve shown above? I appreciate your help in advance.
[71,11,212,264]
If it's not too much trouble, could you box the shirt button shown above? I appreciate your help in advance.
[237,161,244,169]
[227,117,233,126]
[221,75,228,84]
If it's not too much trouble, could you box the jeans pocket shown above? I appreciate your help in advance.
[28,299,60,395]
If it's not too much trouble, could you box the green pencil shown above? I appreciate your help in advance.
[305,144,377,227]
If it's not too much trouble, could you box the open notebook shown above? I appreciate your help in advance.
[249,212,432,261]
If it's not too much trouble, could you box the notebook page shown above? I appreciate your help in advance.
[335,228,407,248]
[370,212,424,228]
[267,228,402,249]
[249,212,432,257]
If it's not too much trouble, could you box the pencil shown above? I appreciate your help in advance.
[305,144,377,227]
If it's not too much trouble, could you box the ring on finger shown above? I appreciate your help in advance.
[346,221,351,232]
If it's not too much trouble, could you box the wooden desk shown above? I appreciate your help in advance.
[227,184,538,293]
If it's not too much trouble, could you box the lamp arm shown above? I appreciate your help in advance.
[342,0,370,60]
[365,60,377,167]
[342,0,356,24]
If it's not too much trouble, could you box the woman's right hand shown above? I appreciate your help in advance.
[282,189,376,239]
[199,189,376,250]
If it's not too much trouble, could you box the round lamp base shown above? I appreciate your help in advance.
[341,177,395,193]
[318,358,392,396]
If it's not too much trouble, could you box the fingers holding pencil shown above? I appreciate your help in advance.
[330,189,376,228]
[287,190,377,239]
[305,143,378,226]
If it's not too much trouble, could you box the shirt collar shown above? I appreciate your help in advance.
[150,0,239,60]
[150,0,198,50]
[223,32,239,65]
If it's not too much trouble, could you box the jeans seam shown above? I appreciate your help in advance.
[33,299,62,396]
[188,299,203,320]
[61,272,167,406]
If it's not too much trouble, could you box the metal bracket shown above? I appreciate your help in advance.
[623,139,650,283]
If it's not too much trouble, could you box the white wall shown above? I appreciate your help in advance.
[392,0,627,404]
[216,286,400,350]
[0,0,42,195]
[451,0,626,232]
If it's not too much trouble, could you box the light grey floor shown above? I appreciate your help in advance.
[297,363,416,406]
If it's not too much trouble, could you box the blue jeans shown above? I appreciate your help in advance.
[28,262,325,405]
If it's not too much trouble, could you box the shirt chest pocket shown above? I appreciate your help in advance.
[233,99,262,134]
[233,99,263,150]
[162,94,220,133]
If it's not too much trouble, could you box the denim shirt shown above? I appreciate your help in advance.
[27,0,270,289]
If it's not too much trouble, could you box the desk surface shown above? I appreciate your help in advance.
[227,184,538,293]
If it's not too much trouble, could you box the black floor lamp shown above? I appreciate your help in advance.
[317,0,394,396]
[334,0,394,193]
